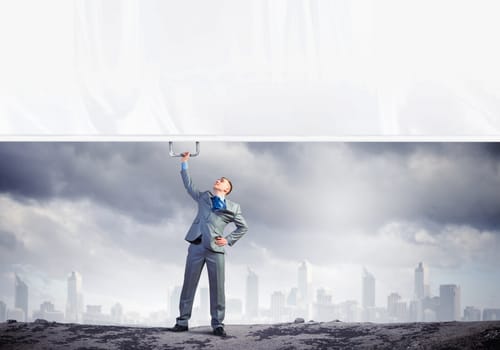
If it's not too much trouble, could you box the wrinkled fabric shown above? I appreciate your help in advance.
[1,0,499,136]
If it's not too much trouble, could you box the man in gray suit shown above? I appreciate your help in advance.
[168,151,249,337]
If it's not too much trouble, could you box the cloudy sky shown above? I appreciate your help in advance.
[1,142,500,320]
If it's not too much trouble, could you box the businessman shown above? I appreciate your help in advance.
[168,151,249,337]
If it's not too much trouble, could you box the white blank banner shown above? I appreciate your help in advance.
[1,0,499,137]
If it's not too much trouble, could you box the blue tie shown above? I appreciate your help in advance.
[212,196,226,210]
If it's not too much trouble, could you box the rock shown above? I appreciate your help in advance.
[2,320,500,349]
[7,319,17,324]
[293,318,305,324]
[34,319,49,324]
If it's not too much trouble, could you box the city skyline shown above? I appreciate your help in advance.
[2,261,499,325]
[3,260,496,323]
[1,142,500,319]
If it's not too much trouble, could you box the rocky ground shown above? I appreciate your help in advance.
[1,319,500,349]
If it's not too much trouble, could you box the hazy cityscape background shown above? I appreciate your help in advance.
[1,142,500,326]
[2,261,500,326]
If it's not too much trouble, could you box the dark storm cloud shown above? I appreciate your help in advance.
[1,142,499,237]
[349,142,500,161]
[243,142,500,232]
[348,142,439,156]
[0,142,189,224]
[482,142,500,157]
[346,143,500,229]
[0,143,56,199]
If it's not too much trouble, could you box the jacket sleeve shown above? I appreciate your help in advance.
[226,204,249,246]
[180,168,201,201]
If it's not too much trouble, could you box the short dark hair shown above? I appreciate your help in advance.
[222,177,233,195]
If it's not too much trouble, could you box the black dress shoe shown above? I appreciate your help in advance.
[213,326,227,337]
[167,324,188,332]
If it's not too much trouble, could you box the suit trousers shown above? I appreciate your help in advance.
[176,241,225,329]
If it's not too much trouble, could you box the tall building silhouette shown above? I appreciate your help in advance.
[7,308,25,322]
[245,268,259,319]
[409,299,423,322]
[111,303,123,324]
[362,268,375,321]
[464,306,481,321]
[314,288,335,321]
[387,292,401,320]
[387,292,408,322]
[338,300,360,322]
[362,268,375,309]
[15,274,28,322]
[84,305,106,324]
[439,284,461,321]
[0,300,6,322]
[33,301,64,322]
[287,288,298,307]
[297,260,312,319]
[483,309,500,321]
[66,271,83,323]
[286,287,299,306]
[271,291,285,323]
[414,262,425,300]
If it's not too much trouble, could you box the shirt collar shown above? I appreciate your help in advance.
[211,193,225,201]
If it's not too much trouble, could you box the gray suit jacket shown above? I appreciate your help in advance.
[181,168,249,253]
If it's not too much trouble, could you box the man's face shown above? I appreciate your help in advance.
[213,177,231,195]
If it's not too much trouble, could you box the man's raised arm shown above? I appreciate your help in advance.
[180,151,201,201]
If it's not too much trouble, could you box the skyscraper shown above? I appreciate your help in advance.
[245,268,259,319]
[33,301,64,323]
[362,268,375,321]
[66,271,83,323]
[0,300,6,322]
[387,292,401,320]
[111,303,123,324]
[7,308,25,322]
[297,260,313,319]
[483,309,500,321]
[409,299,424,322]
[15,274,28,322]
[298,260,312,305]
[84,305,106,324]
[287,288,298,307]
[40,301,55,313]
[314,288,335,322]
[439,284,461,321]
[362,268,375,309]
[271,291,285,323]
[422,296,440,322]
[316,288,333,305]
[338,300,360,322]
[464,306,481,321]
[414,262,425,300]
[387,293,408,322]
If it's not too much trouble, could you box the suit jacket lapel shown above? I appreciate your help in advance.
[224,199,236,214]
[205,192,214,207]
